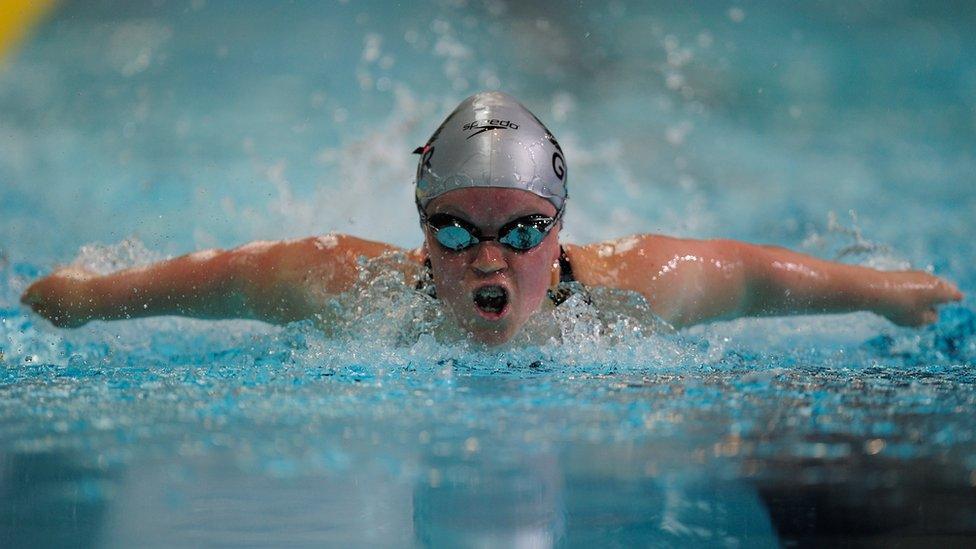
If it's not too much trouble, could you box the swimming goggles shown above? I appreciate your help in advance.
[421,209,563,252]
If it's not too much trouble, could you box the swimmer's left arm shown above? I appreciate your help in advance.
[728,240,962,326]
[568,235,963,328]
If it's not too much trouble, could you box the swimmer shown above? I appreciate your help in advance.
[21,92,963,345]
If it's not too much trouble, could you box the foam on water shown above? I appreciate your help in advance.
[3,242,974,461]
[2,245,975,544]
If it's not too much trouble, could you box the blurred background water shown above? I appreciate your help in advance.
[1,0,975,546]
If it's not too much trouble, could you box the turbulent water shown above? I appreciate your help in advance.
[1,0,975,546]
[2,246,975,545]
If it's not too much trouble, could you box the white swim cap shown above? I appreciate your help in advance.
[414,91,568,212]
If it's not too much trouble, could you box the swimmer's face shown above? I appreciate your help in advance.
[423,188,561,346]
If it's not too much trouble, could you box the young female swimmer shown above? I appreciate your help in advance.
[21,92,963,346]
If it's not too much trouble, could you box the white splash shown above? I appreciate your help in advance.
[187,249,221,262]
[70,237,163,275]
[596,235,643,258]
[236,240,277,254]
[314,234,340,250]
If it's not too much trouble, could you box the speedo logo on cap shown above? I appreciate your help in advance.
[462,119,519,138]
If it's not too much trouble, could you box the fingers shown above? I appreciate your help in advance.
[913,276,962,326]
[20,286,53,321]
[896,276,962,326]
[20,288,36,306]
[934,280,963,305]
[19,275,91,328]
[907,272,963,304]
[884,273,960,326]
[947,282,963,301]
[20,283,47,314]
[891,307,938,327]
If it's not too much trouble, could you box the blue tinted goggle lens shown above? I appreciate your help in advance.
[435,225,478,250]
[426,213,556,252]
[498,225,546,249]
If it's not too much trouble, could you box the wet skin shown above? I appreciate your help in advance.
[422,188,561,346]
[21,192,963,344]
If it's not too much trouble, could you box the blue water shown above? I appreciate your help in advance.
[1,1,975,546]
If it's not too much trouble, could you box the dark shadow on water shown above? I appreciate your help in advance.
[756,457,976,548]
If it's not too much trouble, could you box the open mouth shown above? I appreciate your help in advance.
[473,285,509,318]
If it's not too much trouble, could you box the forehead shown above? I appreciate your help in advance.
[425,188,557,225]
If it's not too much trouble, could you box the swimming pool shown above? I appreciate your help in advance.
[1,1,975,545]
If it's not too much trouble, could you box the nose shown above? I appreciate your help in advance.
[471,242,507,275]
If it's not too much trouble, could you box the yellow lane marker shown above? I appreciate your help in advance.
[0,0,58,62]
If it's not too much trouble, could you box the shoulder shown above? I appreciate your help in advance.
[230,234,424,296]
[563,234,670,276]
[562,234,735,288]
[565,234,739,263]
[228,233,418,263]
[561,235,654,289]
[308,233,415,261]
[227,233,424,278]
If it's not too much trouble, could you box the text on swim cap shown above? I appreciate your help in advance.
[462,119,519,138]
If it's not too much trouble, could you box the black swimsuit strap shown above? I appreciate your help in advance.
[417,257,437,298]
[548,246,580,306]
[558,245,575,283]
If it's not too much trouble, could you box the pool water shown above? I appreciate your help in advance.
[1,1,975,546]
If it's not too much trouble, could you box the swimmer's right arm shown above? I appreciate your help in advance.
[20,235,411,327]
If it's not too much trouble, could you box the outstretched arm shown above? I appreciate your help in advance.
[568,235,963,328]
[21,235,414,327]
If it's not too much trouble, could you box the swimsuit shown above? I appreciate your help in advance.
[548,246,578,306]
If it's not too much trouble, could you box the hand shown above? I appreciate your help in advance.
[20,267,98,328]
[876,271,964,327]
